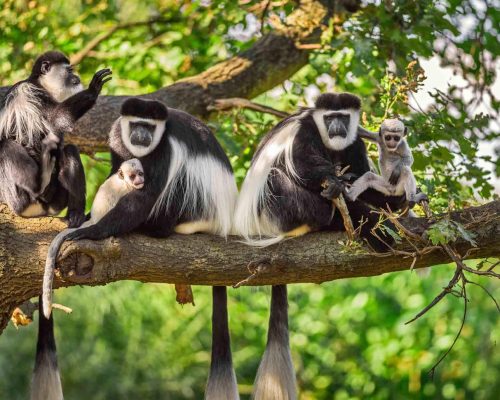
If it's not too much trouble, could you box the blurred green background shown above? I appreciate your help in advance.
[0,0,498,399]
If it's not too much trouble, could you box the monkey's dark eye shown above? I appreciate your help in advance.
[385,135,400,142]
[138,172,144,177]
[130,174,136,180]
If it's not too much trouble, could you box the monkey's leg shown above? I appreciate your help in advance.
[0,141,49,216]
[57,144,86,228]
[347,172,392,201]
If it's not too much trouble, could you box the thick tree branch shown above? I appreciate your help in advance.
[1,200,499,335]
[207,97,290,118]
[0,0,357,153]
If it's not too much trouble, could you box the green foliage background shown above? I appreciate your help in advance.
[0,0,498,399]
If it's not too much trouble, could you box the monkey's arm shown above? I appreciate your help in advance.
[291,137,344,199]
[50,69,112,136]
[357,126,379,143]
[63,189,156,241]
[388,150,414,185]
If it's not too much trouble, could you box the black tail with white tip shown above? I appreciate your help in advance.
[252,285,296,400]
[205,286,239,400]
[31,295,64,400]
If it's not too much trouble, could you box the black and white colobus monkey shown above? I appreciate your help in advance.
[57,98,239,399]
[0,51,111,227]
[234,93,406,399]
[0,51,110,400]
[42,159,145,319]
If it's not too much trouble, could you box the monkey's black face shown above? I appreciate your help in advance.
[129,122,155,147]
[63,64,81,87]
[324,112,351,139]
[382,130,403,151]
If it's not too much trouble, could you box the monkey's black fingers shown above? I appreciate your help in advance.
[97,76,113,91]
[89,69,112,93]
[339,172,358,182]
[321,176,344,200]
[66,211,86,229]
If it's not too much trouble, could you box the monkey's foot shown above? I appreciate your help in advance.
[66,210,86,228]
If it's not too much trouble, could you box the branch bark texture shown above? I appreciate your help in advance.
[1,201,499,335]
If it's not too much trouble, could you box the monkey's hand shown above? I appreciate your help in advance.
[339,172,359,184]
[66,210,86,229]
[388,165,402,186]
[39,137,58,194]
[321,176,344,200]
[88,68,112,96]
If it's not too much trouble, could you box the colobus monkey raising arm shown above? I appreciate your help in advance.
[42,159,145,319]
[347,119,427,205]
[0,51,111,227]
[57,98,239,399]
[234,93,406,399]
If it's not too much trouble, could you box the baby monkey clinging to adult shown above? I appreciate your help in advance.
[42,158,145,319]
[347,118,427,205]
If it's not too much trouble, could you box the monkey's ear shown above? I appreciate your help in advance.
[41,61,51,75]
[118,169,124,180]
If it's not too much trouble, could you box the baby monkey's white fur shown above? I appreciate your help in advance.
[348,119,421,203]
[42,159,144,318]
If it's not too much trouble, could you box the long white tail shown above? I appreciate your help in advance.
[253,285,296,400]
[205,286,239,400]
[43,228,77,319]
[31,296,64,400]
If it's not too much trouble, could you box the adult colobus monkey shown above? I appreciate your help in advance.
[43,159,145,319]
[234,93,406,399]
[0,51,110,400]
[57,98,239,399]
[0,51,111,227]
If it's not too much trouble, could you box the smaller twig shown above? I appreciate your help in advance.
[461,264,500,279]
[379,207,422,241]
[465,280,500,313]
[405,266,461,324]
[52,303,73,314]
[296,43,323,49]
[328,165,356,241]
[463,247,479,259]
[420,200,432,218]
[208,98,290,118]
[487,260,500,272]
[428,274,467,379]
[233,259,272,288]
[442,244,500,279]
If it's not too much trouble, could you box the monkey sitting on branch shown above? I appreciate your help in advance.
[42,158,145,319]
[347,118,428,208]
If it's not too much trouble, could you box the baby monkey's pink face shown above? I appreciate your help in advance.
[118,158,145,190]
